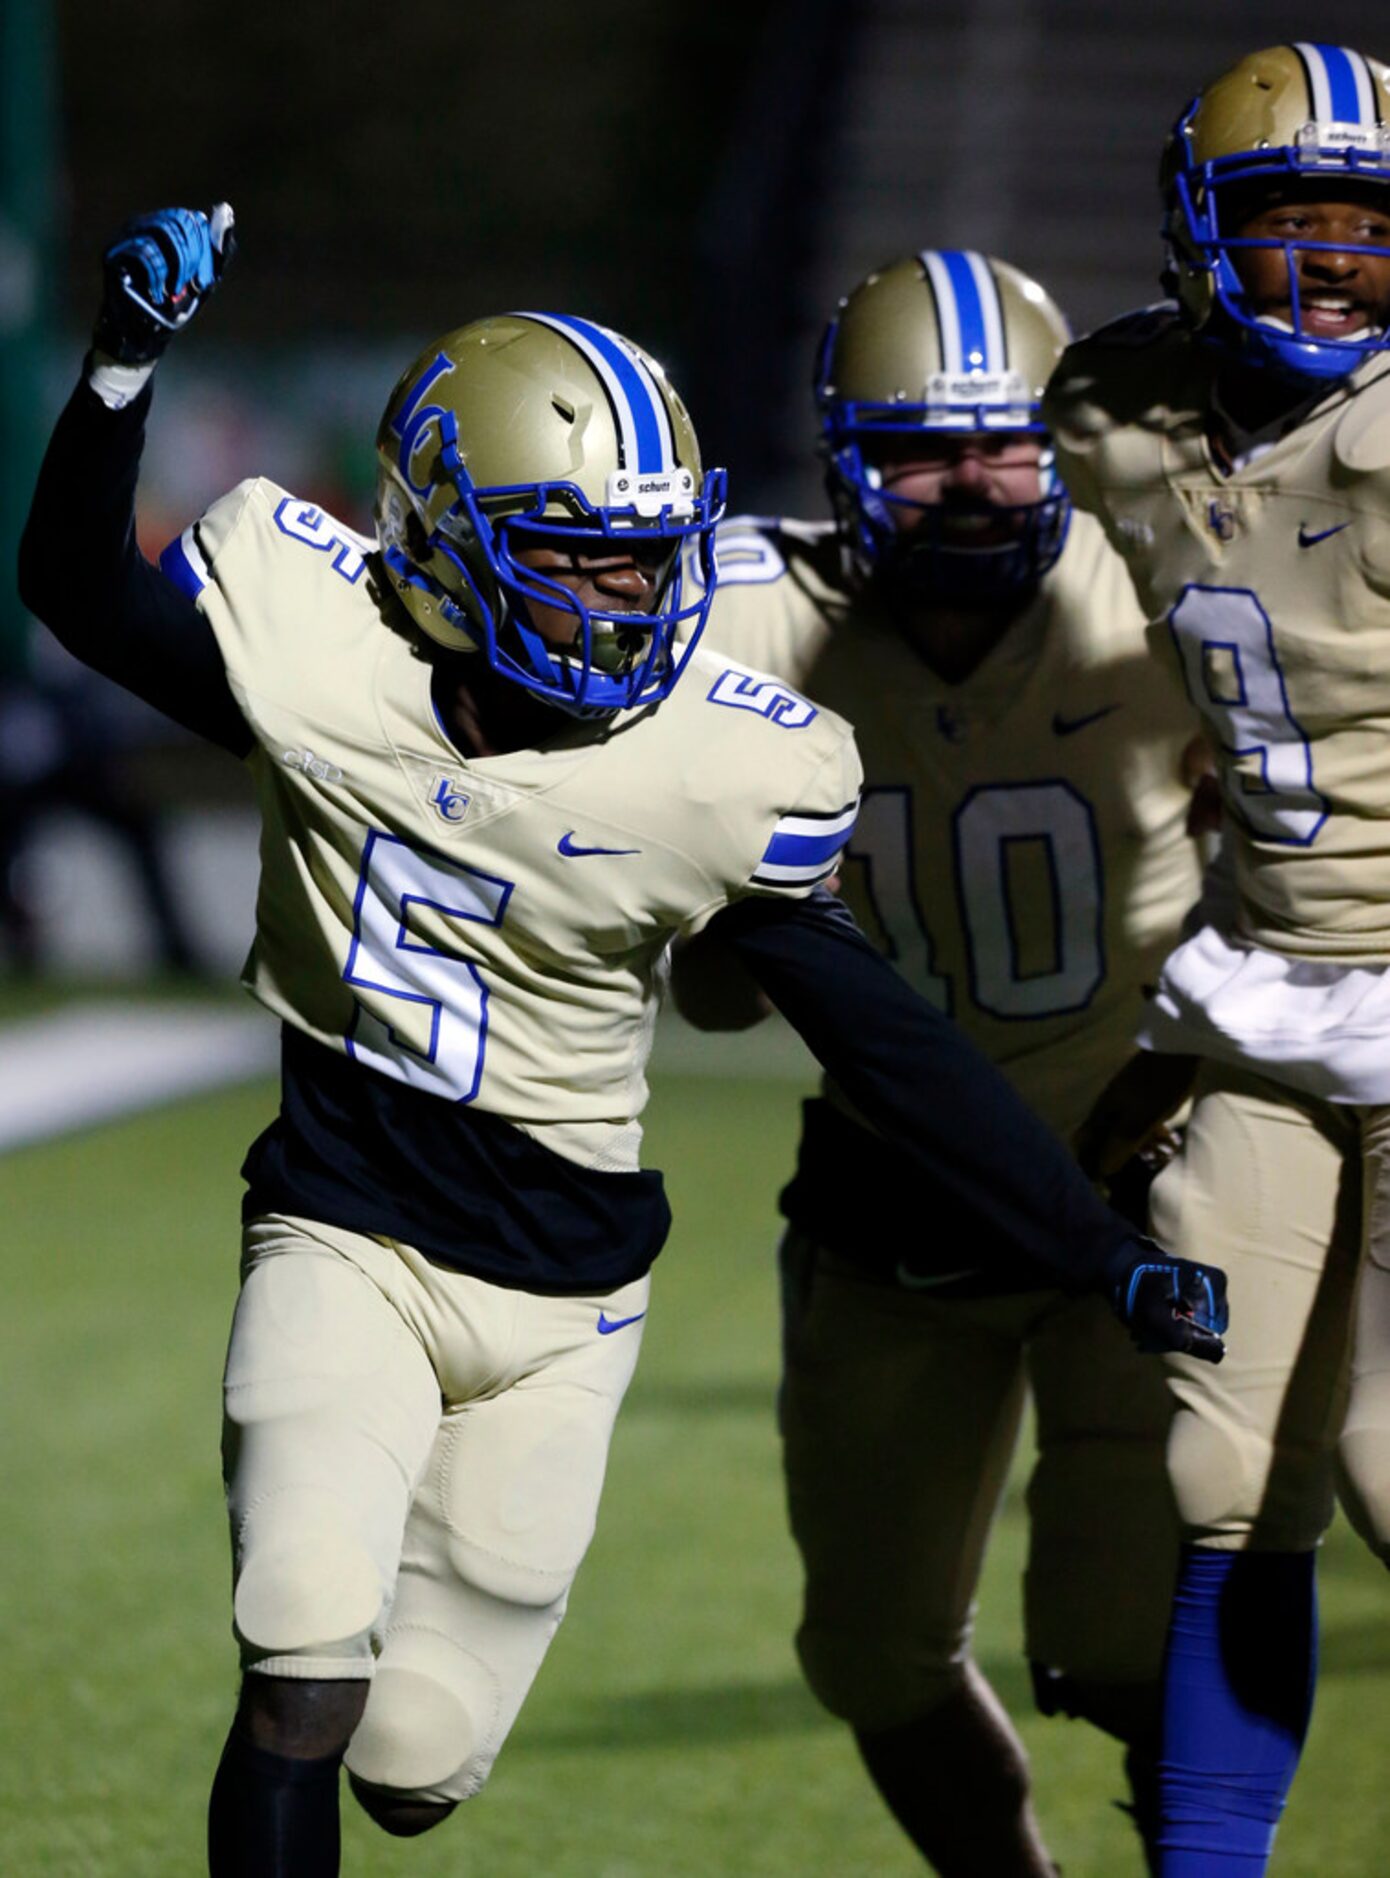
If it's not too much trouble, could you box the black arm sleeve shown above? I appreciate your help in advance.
[711,888,1143,1292]
[17,373,252,756]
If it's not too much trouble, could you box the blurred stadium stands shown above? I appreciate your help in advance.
[5,0,1390,975]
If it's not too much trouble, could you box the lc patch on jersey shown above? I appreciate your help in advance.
[430,775,471,824]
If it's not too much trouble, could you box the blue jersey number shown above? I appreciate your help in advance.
[848,780,1104,1020]
[1168,584,1326,844]
[342,831,513,1101]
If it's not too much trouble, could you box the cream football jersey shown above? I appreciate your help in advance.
[162,479,861,1169]
[1047,310,1390,961]
[693,512,1202,1140]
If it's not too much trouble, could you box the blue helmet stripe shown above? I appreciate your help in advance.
[921,250,1004,375]
[965,251,1007,368]
[939,250,990,371]
[518,311,672,473]
[942,253,991,373]
[1296,43,1376,125]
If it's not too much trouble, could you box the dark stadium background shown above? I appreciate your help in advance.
[6,0,1388,974]
[8,1,1390,645]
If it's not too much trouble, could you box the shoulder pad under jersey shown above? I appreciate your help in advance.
[1047,312,1203,455]
[1333,367,1390,473]
[701,514,840,594]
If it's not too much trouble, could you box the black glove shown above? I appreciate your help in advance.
[1107,1239,1228,1364]
[93,203,236,365]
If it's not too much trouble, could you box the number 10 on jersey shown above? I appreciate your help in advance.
[849,782,1105,1021]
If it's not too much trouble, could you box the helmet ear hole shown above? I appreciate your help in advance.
[404,510,432,563]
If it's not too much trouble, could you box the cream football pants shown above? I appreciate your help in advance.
[779,1230,1178,1734]
[1150,1062,1390,1556]
[221,1213,648,1804]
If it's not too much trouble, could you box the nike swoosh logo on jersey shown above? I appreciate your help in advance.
[895,1262,978,1290]
[1297,521,1351,548]
[597,1309,647,1334]
[558,832,641,858]
[1052,704,1120,737]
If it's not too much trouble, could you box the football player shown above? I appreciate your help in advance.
[673,251,1211,1876]
[1045,41,1390,1875]
[18,206,1226,1878]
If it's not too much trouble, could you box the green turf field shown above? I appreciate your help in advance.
[2,1048,1388,1875]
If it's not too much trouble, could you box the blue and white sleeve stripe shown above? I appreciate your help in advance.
[751,800,859,888]
[158,524,209,600]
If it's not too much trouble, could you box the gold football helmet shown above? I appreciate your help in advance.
[1162,41,1390,379]
[814,250,1072,599]
[375,313,726,714]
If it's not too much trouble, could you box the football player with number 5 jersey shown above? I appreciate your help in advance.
[677,251,1209,1875]
[19,207,1226,1876]
[1046,40,1390,1875]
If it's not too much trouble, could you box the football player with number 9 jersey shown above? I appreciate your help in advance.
[1045,40,1390,1875]
[678,250,1208,1875]
[19,207,1226,1877]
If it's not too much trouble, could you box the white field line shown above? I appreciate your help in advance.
[0,1002,278,1153]
[0,1000,814,1157]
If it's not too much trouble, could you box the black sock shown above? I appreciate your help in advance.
[207,1724,343,1877]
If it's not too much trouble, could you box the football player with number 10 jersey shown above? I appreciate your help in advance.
[18,209,1224,1876]
[678,250,1208,1875]
[1046,40,1390,1875]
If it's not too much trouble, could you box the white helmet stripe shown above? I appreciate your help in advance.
[515,311,677,474]
[1293,42,1379,126]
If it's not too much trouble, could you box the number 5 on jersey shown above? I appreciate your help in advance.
[343,831,513,1100]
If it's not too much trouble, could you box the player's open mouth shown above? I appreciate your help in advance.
[1305,295,1376,335]
[1262,295,1381,338]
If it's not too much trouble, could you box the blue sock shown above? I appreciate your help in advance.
[1156,1546,1317,1875]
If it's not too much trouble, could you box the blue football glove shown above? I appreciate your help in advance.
[93,203,236,365]
[1109,1240,1228,1364]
